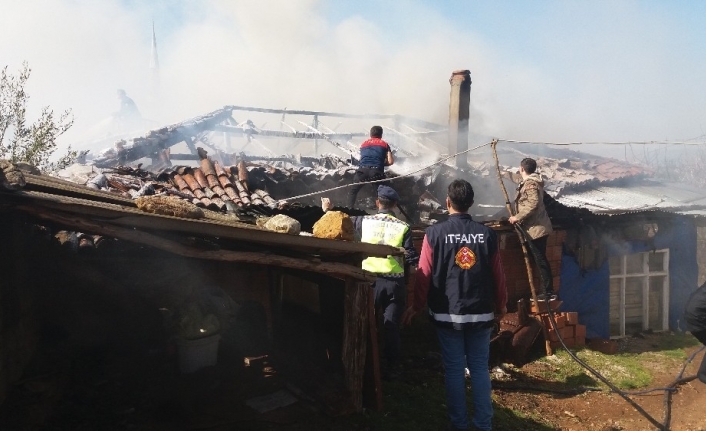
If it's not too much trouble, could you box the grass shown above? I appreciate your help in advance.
[528,332,699,390]
[338,323,702,430]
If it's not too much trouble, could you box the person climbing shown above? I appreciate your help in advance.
[508,157,554,300]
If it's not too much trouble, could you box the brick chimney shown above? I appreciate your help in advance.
[448,70,471,170]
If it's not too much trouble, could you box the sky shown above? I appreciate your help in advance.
[1,0,706,157]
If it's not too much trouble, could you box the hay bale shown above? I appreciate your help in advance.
[135,195,204,219]
[312,211,354,241]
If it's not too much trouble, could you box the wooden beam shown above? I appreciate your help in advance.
[19,205,377,281]
[6,190,404,258]
[341,278,370,412]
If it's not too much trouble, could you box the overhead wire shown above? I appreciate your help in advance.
[275,141,493,204]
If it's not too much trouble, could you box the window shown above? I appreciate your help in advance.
[609,249,669,338]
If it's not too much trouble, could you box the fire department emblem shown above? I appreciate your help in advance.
[455,246,477,270]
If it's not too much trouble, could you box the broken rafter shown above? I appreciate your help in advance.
[93,107,234,167]
[296,121,358,160]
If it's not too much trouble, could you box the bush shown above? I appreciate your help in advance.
[0,62,76,173]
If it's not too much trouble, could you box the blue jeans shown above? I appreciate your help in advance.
[436,325,493,431]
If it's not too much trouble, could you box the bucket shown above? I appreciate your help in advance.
[178,334,221,373]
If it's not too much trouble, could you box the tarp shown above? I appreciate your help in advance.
[559,216,698,338]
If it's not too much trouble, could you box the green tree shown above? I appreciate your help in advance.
[0,62,76,173]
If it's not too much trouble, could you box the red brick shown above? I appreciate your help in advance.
[575,337,586,347]
[551,313,566,329]
[574,324,586,339]
[566,312,579,325]
[562,337,576,348]
[561,326,575,339]
[546,328,559,342]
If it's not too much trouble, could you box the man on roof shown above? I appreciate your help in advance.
[346,125,394,208]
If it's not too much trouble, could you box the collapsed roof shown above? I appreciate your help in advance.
[71,106,706,226]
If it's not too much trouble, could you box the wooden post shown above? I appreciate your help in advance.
[363,285,382,411]
[342,278,369,412]
[448,70,471,170]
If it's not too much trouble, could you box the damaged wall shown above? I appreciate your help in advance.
[559,215,698,339]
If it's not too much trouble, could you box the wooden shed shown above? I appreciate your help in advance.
[0,164,400,427]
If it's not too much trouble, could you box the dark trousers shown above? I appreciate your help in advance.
[346,166,387,208]
[373,276,407,367]
[529,235,553,295]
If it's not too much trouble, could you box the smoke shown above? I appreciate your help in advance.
[1,0,705,158]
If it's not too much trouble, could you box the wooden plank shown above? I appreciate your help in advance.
[341,279,369,412]
[23,173,136,206]
[5,190,403,258]
[19,205,377,281]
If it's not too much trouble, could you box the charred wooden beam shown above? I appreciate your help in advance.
[93,107,234,167]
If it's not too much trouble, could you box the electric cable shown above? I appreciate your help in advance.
[515,224,704,430]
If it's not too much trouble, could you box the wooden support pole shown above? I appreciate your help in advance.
[342,279,369,412]
[363,285,383,411]
[490,140,553,356]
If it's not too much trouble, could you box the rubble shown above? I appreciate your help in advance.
[313,211,355,241]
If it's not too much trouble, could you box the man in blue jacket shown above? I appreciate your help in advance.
[403,179,507,431]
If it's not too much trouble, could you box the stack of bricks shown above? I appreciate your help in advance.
[537,311,587,350]
[498,229,566,307]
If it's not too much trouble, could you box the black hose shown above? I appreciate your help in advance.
[515,224,668,430]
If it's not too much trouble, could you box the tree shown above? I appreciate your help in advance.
[0,62,76,173]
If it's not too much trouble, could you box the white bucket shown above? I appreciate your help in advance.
[178,334,221,373]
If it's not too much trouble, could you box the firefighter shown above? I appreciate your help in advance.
[403,179,507,431]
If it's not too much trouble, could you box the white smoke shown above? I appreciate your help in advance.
[1,0,705,159]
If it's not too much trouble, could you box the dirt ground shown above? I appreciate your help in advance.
[492,338,706,431]
[1,326,705,431]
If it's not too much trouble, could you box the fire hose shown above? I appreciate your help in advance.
[490,139,702,431]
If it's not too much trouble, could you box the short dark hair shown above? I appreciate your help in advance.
[377,197,395,209]
[370,125,383,138]
[447,179,474,212]
[521,158,537,174]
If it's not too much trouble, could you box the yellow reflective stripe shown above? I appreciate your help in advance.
[360,214,408,274]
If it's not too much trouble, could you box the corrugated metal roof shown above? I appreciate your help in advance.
[556,180,706,216]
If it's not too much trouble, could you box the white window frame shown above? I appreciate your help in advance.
[609,249,670,338]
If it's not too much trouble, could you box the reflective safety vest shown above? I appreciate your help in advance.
[360,213,409,277]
